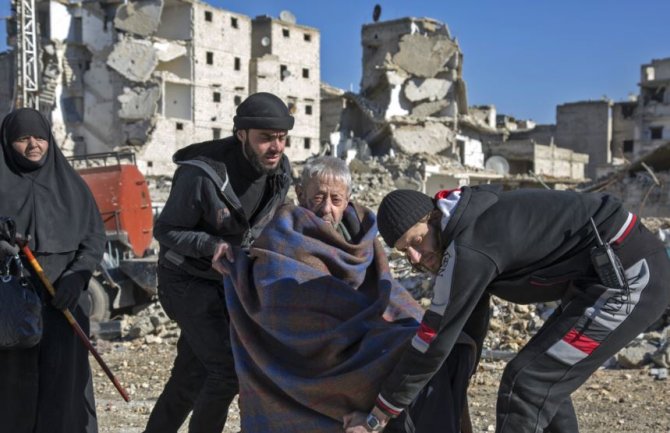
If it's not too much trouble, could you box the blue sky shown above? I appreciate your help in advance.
[2,1,669,123]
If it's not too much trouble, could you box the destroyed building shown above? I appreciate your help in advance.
[2,0,321,174]
[323,16,590,193]
[611,100,637,162]
[338,17,467,158]
[505,57,670,183]
[330,17,506,193]
[637,58,670,158]
[575,58,670,217]
[555,100,612,180]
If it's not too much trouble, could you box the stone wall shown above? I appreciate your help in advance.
[556,100,611,180]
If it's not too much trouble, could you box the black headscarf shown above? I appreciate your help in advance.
[0,108,100,253]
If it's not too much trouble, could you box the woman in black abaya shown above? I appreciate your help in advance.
[0,108,105,433]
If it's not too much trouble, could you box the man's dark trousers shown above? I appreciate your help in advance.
[144,265,239,433]
[496,248,670,433]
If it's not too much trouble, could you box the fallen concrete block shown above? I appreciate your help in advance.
[118,86,161,120]
[114,0,164,37]
[404,77,451,102]
[392,33,459,78]
[107,38,159,82]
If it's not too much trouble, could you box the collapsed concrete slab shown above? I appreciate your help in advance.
[410,99,451,118]
[392,120,456,154]
[82,3,115,55]
[123,120,155,147]
[153,40,187,62]
[118,86,161,120]
[114,0,164,37]
[107,38,159,82]
[393,33,459,78]
[359,18,465,122]
[404,78,452,102]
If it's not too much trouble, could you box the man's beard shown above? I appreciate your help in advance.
[243,139,281,175]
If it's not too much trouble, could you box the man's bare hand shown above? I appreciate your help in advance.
[212,241,234,275]
[343,411,377,432]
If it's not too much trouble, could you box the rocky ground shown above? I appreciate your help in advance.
[92,340,670,433]
[91,250,670,433]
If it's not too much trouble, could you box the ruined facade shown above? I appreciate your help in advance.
[611,100,637,161]
[320,82,345,149]
[330,16,588,187]
[2,0,321,174]
[637,58,670,158]
[489,139,588,180]
[249,15,320,162]
[555,100,612,180]
[338,18,467,158]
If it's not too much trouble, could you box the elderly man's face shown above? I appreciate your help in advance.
[298,176,349,227]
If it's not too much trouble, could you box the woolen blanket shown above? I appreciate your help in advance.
[224,203,423,432]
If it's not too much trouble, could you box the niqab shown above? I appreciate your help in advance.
[0,108,100,253]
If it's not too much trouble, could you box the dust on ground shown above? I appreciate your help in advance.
[92,339,670,433]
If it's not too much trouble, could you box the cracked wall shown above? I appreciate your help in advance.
[340,17,466,158]
[637,58,670,159]
[556,100,611,180]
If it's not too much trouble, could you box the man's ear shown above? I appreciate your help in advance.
[295,184,304,205]
[236,129,247,142]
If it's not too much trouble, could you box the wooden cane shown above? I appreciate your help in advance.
[21,245,131,402]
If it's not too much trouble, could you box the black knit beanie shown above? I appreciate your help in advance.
[233,92,294,130]
[377,189,435,248]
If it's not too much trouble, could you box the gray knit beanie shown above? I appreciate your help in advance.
[377,189,435,248]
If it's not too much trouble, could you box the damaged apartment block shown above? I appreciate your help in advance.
[1,0,321,175]
[339,18,467,158]
[328,17,588,193]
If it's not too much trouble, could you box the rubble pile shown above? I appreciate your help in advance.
[100,302,179,344]
[348,152,465,210]
[338,18,467,158]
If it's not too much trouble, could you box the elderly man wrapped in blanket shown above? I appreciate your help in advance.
[222,157,479,433]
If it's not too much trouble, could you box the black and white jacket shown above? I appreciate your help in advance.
[376,185,664,415]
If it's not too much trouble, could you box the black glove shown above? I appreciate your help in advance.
[52,271,88,311]
[0,240,19,262]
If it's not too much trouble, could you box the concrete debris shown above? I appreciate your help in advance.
[651,343,670,368]
[404,78,452,103]
[96,302,178,342]
[341,18,467,158]
[392,120,455,154]
[153,40,187,62]
[118,86,161,120]
[410,99,451,118]
[114,0,164,37]
[82,4,115,54]
[106,38,159,82]
[393,33,459,78]
[616,341,658,368]
[83,60,116,100]
[123,120,155,147]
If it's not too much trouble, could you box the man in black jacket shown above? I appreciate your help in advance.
[345,186,670,433]
[144,92,294,433]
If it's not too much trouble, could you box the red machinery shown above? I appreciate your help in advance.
[76,155,153,257]
[68,152,157,323]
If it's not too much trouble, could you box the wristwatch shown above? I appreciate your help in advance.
[365,412,385,432]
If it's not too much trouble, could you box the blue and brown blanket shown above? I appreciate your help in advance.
[223,203,424,432]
